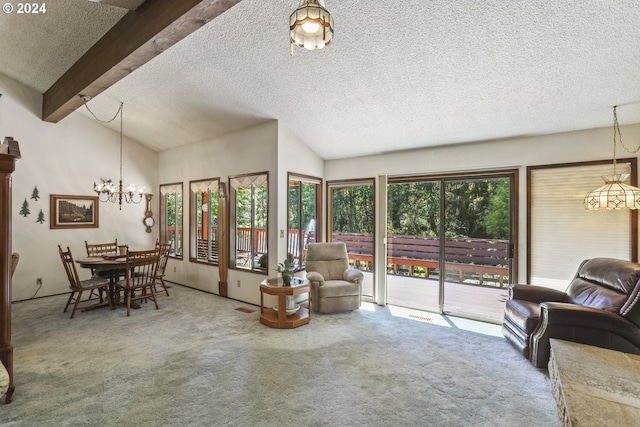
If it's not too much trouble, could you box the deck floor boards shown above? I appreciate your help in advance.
[361,272,508,324]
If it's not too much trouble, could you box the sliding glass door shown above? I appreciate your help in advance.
[386,172,516,323]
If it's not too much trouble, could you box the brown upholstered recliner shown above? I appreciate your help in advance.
[503,257,640,368]
[305,242,364,314]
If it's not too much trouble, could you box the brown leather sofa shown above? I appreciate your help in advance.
[502,257,640,367]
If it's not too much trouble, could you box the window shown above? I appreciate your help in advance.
[528,160,637,288]
[229,172,268,272]
[189,178,220,264]
[288,173,321,269]
[159,182,183,258]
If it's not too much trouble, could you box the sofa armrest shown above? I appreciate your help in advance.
[306,271,325,285]
[344,268,364,284]
[539,302,632,329]
[509,283,569,303]
[529,302,640,367]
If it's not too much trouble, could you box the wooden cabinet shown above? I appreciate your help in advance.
[0,137,20,403]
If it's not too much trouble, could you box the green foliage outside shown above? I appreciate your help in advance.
[386,179,510,240]
[195,189,219,232]
[330,179,509,240]
[485,180,510,239]
[331,185,374,234]
[387,182,440,237]
[235,186,267,228]
[200,177,508,241]
[165,192,183,256]
[166,193,183,227]
[288,181,316,232]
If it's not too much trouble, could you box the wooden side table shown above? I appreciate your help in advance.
[260,277,310,329]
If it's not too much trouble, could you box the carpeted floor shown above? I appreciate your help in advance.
[2,285,559,426]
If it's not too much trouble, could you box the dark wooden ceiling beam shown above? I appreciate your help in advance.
[42,0,242,123]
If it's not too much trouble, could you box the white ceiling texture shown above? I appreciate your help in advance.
[0,0,639,160]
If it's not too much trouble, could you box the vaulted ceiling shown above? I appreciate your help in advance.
[1,0,639,160]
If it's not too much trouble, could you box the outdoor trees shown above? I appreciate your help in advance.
[386,179,510,240]
[485,180,510,239]
[388,182,439,236]
[330,185,374,234]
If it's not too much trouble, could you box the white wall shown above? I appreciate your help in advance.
[156,121,325,307]
[1,73,158,301]
[158,121,280,305]
[276,123,324,257]
[325,125,640,285]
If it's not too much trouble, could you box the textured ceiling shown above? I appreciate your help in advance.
[1,0,640,159]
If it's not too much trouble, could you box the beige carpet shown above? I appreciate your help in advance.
[2,285,559,426]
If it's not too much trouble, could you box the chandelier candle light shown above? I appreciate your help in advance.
[290,0,334,55]
[584,106,640,210]
[81,96,146,210]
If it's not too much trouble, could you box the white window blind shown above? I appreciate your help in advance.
[529,162,633,290]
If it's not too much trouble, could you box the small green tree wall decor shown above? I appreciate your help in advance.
[31,186,40,201]
[36,209,45,224]
[19,198,30,217]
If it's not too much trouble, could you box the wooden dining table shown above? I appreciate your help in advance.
[75,255,129,310]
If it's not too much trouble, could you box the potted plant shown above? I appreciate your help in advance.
[277,257,295,286]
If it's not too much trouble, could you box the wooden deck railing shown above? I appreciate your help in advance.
[236,227,268,255]
[193,227,509,288]
[333,232,509,287]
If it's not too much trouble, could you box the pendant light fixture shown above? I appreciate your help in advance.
[289,0,334,55]
[584,106,640,210]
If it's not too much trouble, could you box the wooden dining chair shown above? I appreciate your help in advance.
[58,245,112,319]
[115,249,161,316]
[154,241,172,297]
[85,239,123,300]
[85,239,119,258]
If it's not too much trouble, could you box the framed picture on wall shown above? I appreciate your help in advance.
[50,195,99,229]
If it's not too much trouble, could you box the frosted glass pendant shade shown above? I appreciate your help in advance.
[290,0,334,52]
[584,174,640,210]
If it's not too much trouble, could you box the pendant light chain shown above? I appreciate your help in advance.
[82,100,125,183]
[614,106,640,156]
[613,106,619,175]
